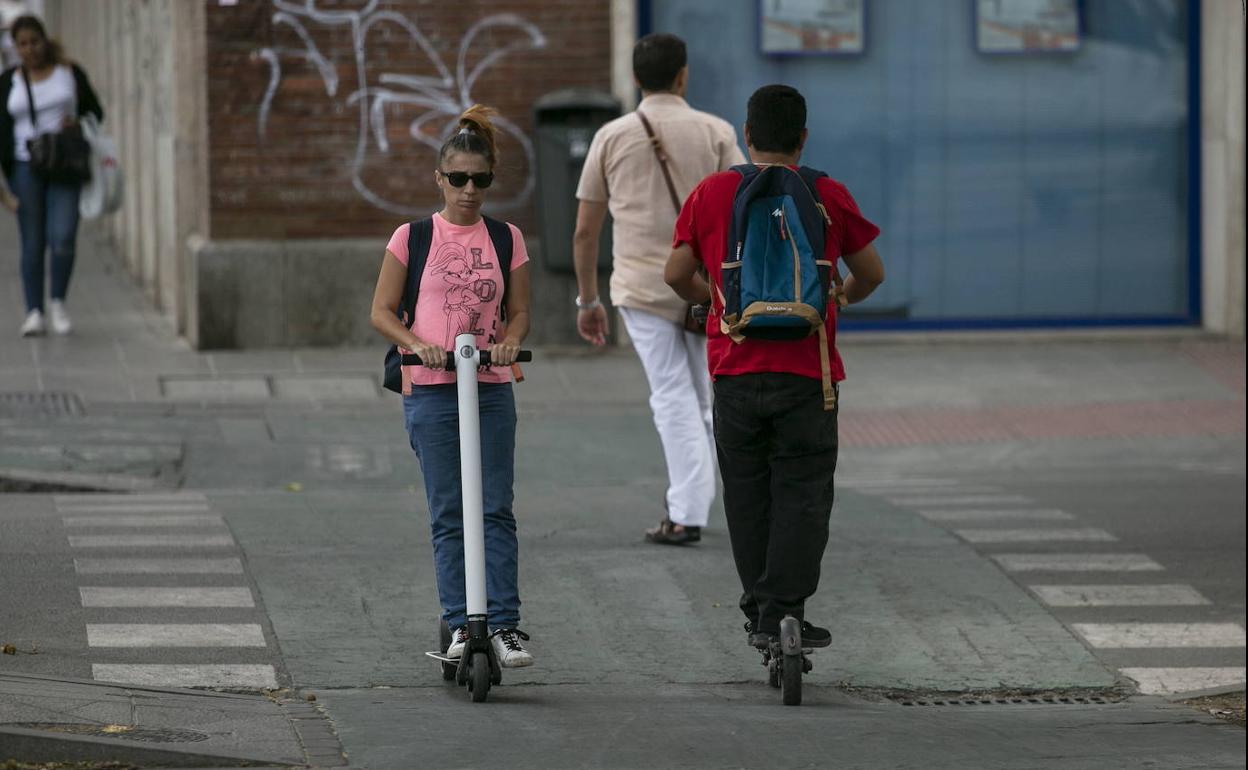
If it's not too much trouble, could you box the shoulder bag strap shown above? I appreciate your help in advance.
[637,111,682,214]
[20,67,37,131]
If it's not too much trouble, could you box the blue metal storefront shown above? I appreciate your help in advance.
[641,1,1200,330]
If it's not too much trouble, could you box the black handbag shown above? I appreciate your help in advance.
[21,68,91,184]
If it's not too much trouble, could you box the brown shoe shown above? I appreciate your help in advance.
[644,517,701,546]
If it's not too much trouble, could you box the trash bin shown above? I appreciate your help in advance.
[532,89,622,273]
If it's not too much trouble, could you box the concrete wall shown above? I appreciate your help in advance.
[1201,0,1246,338]
[51,0,615,349]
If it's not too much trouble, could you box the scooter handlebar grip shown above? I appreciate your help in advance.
[401,351,530,369]
[400,352,455,370]
[478,350,533,367]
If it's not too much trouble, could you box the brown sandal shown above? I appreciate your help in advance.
[644,517,701,546]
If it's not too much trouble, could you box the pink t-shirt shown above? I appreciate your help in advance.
[386,213,530,387]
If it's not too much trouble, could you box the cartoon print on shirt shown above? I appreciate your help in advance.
[429,241,498,344]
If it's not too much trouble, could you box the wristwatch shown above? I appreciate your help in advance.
[575,295,602,310]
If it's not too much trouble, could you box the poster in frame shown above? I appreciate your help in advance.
[759,0,866,57]
[975,0,1082,54]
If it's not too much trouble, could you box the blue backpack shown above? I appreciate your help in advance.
[718,164,845,409]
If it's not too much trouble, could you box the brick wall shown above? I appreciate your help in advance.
[207,0,612,240]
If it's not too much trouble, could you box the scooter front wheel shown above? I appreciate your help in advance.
[470,651,491,702]
[779,616,802,706]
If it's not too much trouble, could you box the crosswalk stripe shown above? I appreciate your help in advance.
[993,553,1164,572]
[86,623,267,647]
[918,508,1074,522]
[956,527,1116,544]
[92,663,278,689]
[1120,667,1247,695]
[80,587,254,608]
[1029,584,1211,607]
[54,503,213,514]
[55,492,207,505]
[1074,623,1246,648]
[68,534,236,548]
[887,494,1033,506]
[74,558,245,574]
[62,515,225,528]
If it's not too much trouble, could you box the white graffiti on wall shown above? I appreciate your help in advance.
[254,0,548,215]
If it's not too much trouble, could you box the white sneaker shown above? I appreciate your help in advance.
[20,309,45,337]
[490,628,534,668]
[48,301,72,335]
[445,625,468,659]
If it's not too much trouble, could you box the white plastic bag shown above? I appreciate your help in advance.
[78,115,123,220]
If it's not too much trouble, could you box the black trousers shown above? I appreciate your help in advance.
[712,373,839,636]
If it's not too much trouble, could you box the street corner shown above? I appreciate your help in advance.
[0,672,335,768]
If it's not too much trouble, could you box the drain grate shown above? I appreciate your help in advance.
[0,391,85,418]
[843,686,1127,708]
[887,694,1113,707]
[3,722,208,743]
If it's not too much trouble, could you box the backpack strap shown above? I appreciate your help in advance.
[392,218,435,389]
[482,215,524,382]
[797,167,840,412]
[483,215,514,318]
[796,167,847,311]
[399,217,434,328]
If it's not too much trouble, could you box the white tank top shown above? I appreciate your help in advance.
[7,64,78,162]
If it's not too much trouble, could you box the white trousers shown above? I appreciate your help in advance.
[619,306,716,528]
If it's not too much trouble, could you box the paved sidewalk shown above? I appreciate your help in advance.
[0,672,321,767]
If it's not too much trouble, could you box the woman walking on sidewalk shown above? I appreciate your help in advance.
[0,15,103,337]
[369,105,536,668]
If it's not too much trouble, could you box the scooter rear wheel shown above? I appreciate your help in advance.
[438,620,456,681]
[470,651,491,702]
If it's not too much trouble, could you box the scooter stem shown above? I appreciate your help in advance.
[454,332,488,620]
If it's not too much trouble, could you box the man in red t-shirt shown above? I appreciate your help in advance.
[664,84,885,648]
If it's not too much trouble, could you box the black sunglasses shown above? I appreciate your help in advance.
[438,170,494,189]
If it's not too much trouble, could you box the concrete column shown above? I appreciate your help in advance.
[1201,0,1246,337]
[172,0,210,340]
[611,0,638,111]
[46,0,208,336]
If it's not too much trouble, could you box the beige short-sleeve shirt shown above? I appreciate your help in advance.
[576,94,745,322]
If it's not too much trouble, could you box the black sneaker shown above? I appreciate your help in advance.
[748,620,832,649]
[644,518,701,545]
[800,621,831,648]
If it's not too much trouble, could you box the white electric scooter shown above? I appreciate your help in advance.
[421,332,532,703]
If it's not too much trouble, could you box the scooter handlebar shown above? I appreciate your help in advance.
[400,350,533,371]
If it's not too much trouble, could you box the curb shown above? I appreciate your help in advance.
[0,725,299,768]
[0,466,164,493]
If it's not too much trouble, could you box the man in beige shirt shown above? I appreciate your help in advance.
[573,33,745,545]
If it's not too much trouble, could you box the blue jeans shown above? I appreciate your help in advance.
[403,382,520,630]
[8,161,82,313]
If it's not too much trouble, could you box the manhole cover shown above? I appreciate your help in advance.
[0,391,85,418]
[3,722,209,743]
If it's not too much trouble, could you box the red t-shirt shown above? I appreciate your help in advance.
[673,167,880,382]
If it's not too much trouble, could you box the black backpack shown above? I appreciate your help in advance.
[382,215,514,393]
